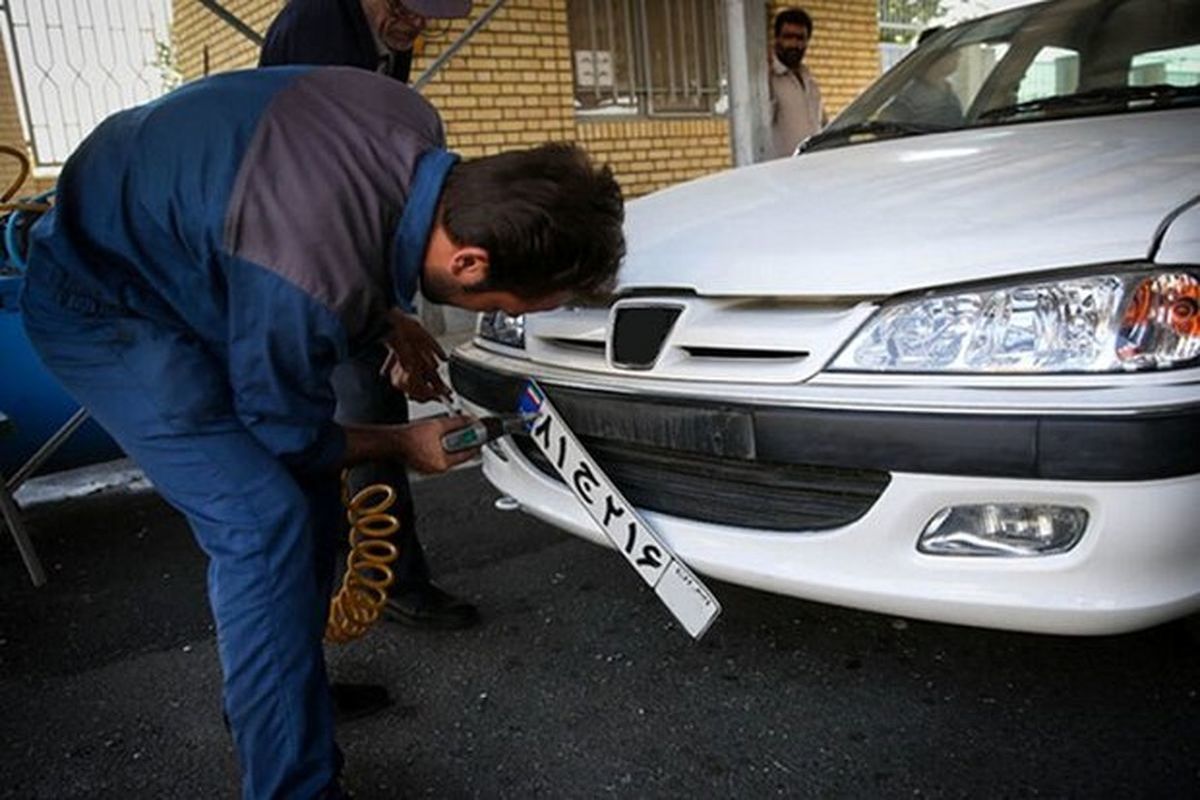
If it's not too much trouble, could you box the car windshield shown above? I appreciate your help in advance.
[802,0,1200,153]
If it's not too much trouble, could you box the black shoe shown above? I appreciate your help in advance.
[330,682,392,725]
[384,583,480,630]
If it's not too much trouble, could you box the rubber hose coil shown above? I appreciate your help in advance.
[326,476,401,643]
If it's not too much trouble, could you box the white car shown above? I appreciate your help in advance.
[451,0,1200,635]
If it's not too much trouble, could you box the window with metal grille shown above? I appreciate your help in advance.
[567,0,728,117]
[1,0,174,169]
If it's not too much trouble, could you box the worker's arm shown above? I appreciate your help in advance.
[342,416,478,473]
[222,256,353,474]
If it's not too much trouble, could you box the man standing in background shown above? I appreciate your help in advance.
[768,7,827,158]
[260,0,483,640]
[261,0,471,83]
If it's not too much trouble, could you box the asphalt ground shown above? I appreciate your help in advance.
[1,466,1198,799]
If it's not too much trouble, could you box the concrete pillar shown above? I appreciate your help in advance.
[725,0,771,166]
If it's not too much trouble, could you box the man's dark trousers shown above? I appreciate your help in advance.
[20,263,344,798]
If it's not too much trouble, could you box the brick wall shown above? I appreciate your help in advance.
[172,0,878,197]
[576,118,731,199]
[413,2,737,197]
[173,0,284,78]
[414,1,576,154]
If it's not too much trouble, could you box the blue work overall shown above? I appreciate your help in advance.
[22,262,344,795]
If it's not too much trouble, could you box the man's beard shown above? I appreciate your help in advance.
[776,46,805,69]
[420,267,485,305]
[420,267,454,304]
[380,18,422,50]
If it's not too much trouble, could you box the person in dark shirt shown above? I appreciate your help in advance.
[261,0,483,640]
[261,0,471,83]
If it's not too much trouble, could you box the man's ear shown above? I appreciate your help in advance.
[448,246,490,287]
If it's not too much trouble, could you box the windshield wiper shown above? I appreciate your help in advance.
[799,119,956,154]
[978,84,1200,122]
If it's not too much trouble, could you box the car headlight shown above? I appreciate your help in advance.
[831,267,1199,373]
[478,311,526,348]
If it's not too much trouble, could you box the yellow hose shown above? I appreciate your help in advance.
[325,477,402,643]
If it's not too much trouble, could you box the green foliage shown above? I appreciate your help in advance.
[883,0,945,43]
[878,0,946,44]
[880,0,1002,43]
[155,39,182,93]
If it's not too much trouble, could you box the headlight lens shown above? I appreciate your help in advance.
[831,268,1200,373]
[478,311,526,348]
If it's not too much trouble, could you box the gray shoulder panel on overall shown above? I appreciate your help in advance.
[223,67,446,344]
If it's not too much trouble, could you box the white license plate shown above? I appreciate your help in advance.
[518,379,721,639]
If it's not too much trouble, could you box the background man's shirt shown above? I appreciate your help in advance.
[768,56,825,159]
[260,0,415,82]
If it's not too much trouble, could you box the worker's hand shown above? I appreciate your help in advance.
[381,309,450,402]
[389,415,479,474]
[380,347,451,402]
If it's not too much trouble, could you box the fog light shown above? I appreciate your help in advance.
[918,504,1087,557]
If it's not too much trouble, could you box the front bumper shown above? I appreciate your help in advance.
[452,356,1200,482]
[452,352,1200,634]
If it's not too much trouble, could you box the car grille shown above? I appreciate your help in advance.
[512,433,889,533]
[452,357,891,530]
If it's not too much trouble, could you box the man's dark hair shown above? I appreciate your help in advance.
[440,143,625,299]
[774,7,813,38]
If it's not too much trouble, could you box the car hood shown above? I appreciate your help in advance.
[618,109,1200,298]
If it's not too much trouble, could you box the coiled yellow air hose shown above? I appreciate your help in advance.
[325,476,402,643]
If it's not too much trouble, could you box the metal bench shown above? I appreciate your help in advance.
[1,407,90,587]
[1,410,46,585]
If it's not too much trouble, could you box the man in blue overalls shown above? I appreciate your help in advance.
[20,66,624,799]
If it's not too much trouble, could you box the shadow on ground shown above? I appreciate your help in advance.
[2,468,1197,798]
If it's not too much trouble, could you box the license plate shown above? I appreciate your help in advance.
[518,380,721,639]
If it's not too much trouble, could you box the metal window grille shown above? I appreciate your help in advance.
[568,0,728,117]
[1,0,173,168]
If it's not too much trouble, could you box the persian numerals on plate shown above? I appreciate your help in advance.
[518,380,721,639]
